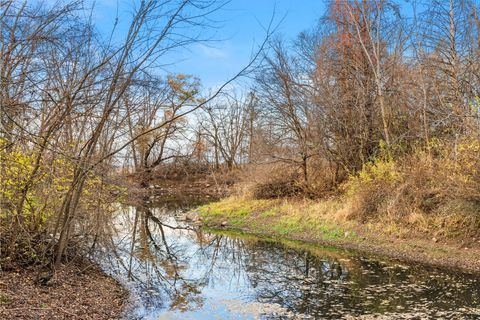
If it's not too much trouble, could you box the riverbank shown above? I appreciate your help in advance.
[120,168,237,207]
[0,261,127,319]
[197,196,480,274]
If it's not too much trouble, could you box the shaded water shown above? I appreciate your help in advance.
[97,200,480,319]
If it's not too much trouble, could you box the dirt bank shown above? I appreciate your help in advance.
[120,168,237,205]
[0,261,127,320]
[197,197,480,275]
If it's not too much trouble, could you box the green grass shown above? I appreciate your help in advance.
[197,197,274,218]
[228,218,245,225]
[316,224,346,240]
[259,208,278,218]
[197,196,357,242]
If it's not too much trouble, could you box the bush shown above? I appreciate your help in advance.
[249,164,302,199]
[253,178,303,199]
[345,139,480,237]
[0,139,126,269]
[238,159,342,200]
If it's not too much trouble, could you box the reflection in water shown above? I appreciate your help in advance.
[96,202,480,319]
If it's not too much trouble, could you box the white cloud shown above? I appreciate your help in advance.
[197,44,229,59]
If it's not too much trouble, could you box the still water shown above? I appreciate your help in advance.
[97,199,480,319]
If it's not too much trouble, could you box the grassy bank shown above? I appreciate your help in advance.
[199,197,352,240]
[196,140,480,273]
[197,195,480,274]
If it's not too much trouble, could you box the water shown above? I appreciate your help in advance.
[97,200,480,319]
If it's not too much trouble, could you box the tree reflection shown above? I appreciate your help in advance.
[97,200,480,319]
[98,203,202,312]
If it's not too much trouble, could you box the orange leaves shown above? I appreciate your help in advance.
[167,74,200,102]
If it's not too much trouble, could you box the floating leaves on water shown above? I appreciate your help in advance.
[101,206,480,319]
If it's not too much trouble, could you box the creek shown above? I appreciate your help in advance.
[96,198,480,319]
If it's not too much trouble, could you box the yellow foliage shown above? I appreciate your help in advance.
[345,157,399,197]
[1,139,125,228]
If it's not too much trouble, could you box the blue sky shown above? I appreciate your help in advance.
[91,0,326,88]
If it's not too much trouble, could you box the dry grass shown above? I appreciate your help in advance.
[343,139,480,239]
[202,139,480,242]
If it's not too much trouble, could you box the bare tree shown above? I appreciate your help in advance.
[255,40,316,182]
[200,92,252,170]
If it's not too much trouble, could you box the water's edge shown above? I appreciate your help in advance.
[201,224,477,276]
[98,202,480,319]
[196,205,480,276]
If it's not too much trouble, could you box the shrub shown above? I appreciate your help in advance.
[250,164,302,199]
[253,178,303,199]
[344,139,480,237]
[0,140,126,269]
[239,159,342,200]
